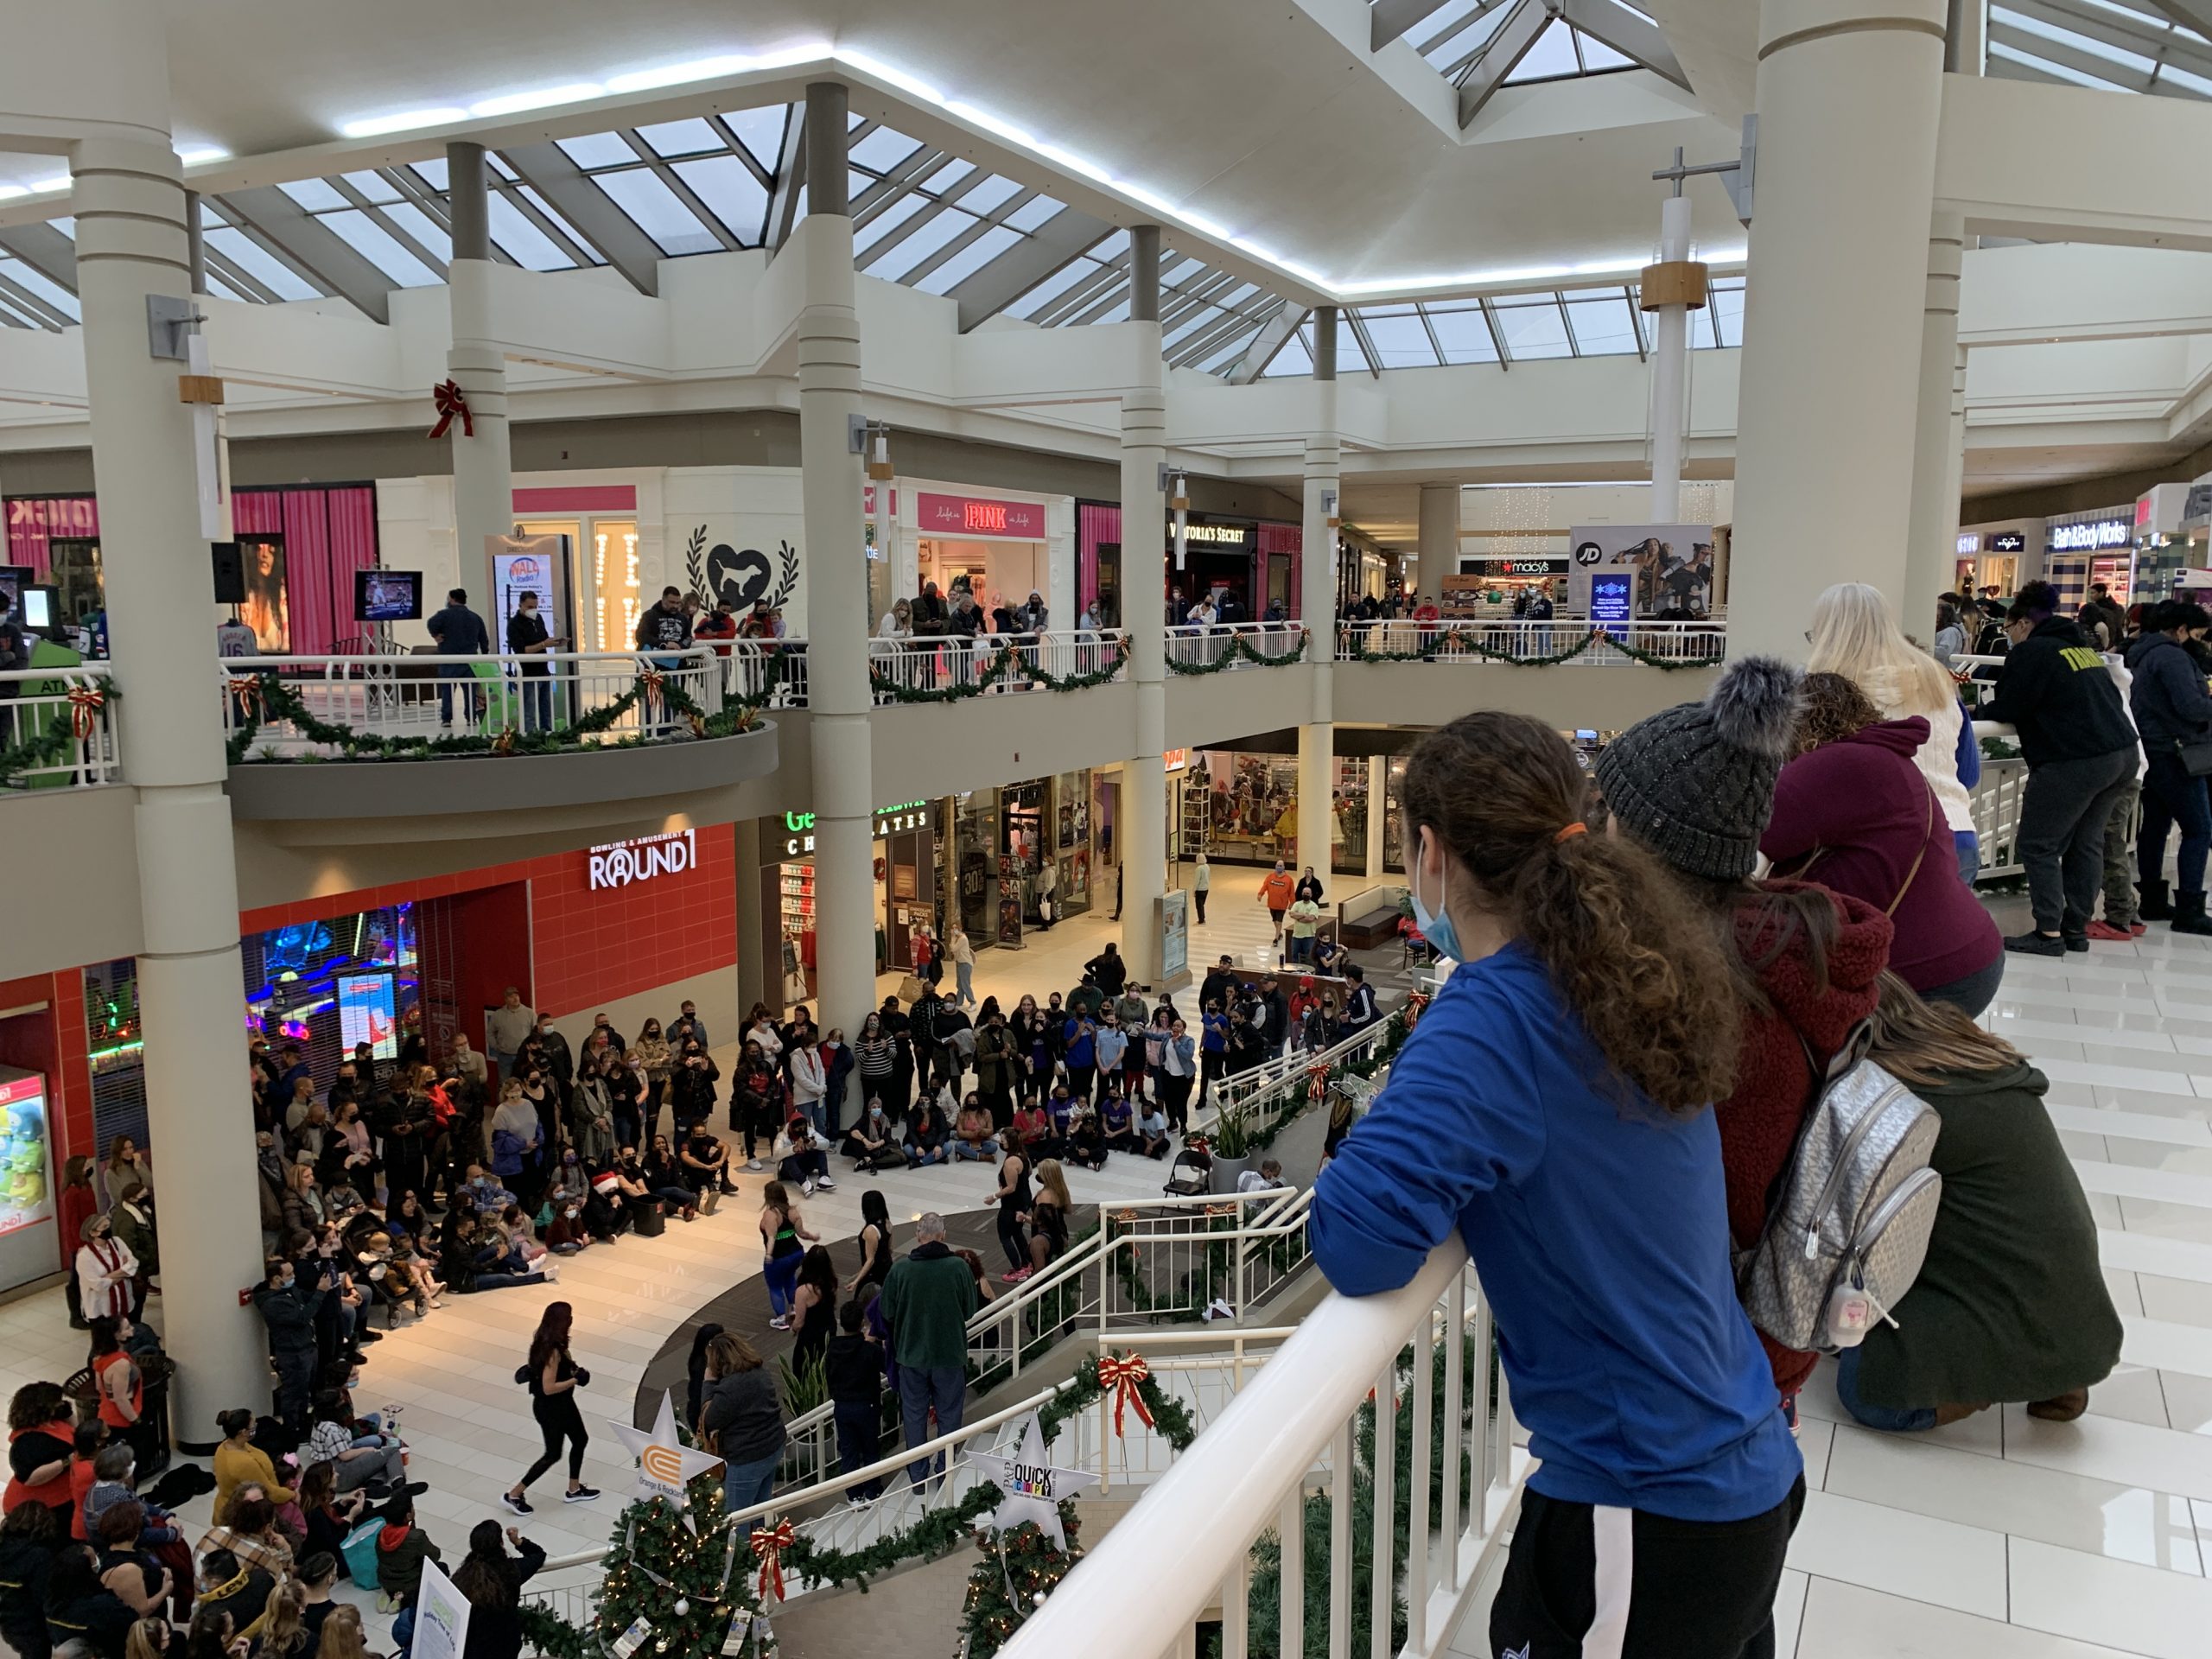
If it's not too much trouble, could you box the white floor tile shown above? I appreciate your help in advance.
[1783,1490,2010,1620]
[2010,1537,2212,1659]
[1793,1574,2148,1658]
[1999,1403,2212,1504]
[2123,1314,2212,1379]
[1771,1567,1808,1658]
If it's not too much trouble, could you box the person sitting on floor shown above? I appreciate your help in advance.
[1010,1097,1060,1161]
[1834,974,2123,1432]
[776,1116,836,1195]
[902,1098,950,1168]
[1135,1098,1173,1160]
[950,1098,1000,1164]
[1100,1089,1138,1152]
[841,1102,907,1173]
[1063,1103,1107,1172]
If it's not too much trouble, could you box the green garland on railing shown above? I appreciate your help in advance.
[868,637,1130,703]
[780,1350,1192,1594]
[1243,1004,1412,1155]
[1339,624,1720,671]
[223,670,762,766]
[1104,1208,1237,1325]
[0,680,119,790]
[1162,629,1312,676]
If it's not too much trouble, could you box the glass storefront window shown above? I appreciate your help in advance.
[1332,756,1368,875]
[1382,755,1408,874]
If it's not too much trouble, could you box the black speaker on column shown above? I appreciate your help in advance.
[210,540,245,603]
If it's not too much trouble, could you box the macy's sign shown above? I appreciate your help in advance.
[588,829,698,891]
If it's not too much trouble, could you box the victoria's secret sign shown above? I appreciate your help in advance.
[917,492,1046,539]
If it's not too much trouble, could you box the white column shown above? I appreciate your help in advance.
[1298,309,1340,881]
[1726,0,1948,658]
[1904,213,1967,639]
[446,143,513,599]
[1646,194,1697,524]
[1121,226,1170,987]
[1416,484,1457,596]
[46,98,267,1441]
[793,84,878,1039]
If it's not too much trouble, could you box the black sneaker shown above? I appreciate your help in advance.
[501,1492,532,1516]
[357,1329,384,1344]
[2005,931,2067,957]
[2063,933,2090,953]
[563,1485,600,1504]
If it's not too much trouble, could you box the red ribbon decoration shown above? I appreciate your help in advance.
[1306,1063,1333,1100]
[1403,992,1430,1032]
[66,683,105,740]
[1181,1135,1209,1158]
[1096,1353,1155,1439]
[751,1518,796,1603]
[639,668,666,696]
[428,378,474,439]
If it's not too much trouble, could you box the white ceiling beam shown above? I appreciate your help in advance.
[953,208,1114,332]
[2145,0,2212,37]
[764,108,806,251]
[1228,305,1311,384]
[1371,0,1470,49]
[212,186,397,322]
[1557,0,1694,90]
[1457,0,1554,129]
[497,143,664,296]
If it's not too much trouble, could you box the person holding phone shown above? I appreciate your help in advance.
[505,593,563,734]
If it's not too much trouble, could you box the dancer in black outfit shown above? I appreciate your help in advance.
[504,1301,601,1515]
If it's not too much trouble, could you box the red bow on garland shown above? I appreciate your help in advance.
[428,378,474,439]
[1403,992,1430,1031]
[1180,1135,1209,1158]
[66,683,106,740]
[639,667,666,696]
[1306,1063,1333,1100]
[1096,1353,1155,1439]
[751,1517,796,1602]
[231,676,265,721]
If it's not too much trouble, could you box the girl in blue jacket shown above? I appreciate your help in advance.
[1308,710,1803,1659]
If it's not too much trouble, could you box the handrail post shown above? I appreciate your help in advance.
[1370,1356,1395,1659]
[1327,1420,1352,1656]
[1441,1272,1465,1586]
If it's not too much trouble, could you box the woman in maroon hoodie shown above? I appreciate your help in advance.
[1763,674,2004,1017]
[1597,658,1898,1415]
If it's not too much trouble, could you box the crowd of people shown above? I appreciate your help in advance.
[1310,580,2129,1657]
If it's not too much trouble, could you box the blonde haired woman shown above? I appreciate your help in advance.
[1807,580,1983,884]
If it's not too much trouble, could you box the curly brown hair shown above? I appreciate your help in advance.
[1402,711,1740,1116]
[1792,672,1883,758]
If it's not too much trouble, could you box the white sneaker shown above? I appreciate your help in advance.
[802,1179,817,1197]
[746,1159,765,1172]
[817,1174,836,1191]
[542,1261,560,1281]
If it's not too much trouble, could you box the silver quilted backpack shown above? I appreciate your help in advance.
[1737,1028,1944,1354]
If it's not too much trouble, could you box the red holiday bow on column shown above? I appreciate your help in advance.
[1096,1353,1154,1439]
[1306,1063,1333,1100]
[751,1518,796,1602]
[66,683,106,740]
[428,379,474,439]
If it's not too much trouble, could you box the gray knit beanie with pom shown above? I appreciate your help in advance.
[1593,656,1803,880]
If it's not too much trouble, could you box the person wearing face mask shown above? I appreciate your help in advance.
[1309,711,1802,1659]
[505,593,564,734]
[74,1216,137,1325]
[253,1256,327,1433]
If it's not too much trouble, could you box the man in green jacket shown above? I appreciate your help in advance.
[880,1212,977,1489]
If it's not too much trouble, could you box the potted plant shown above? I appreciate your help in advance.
[1208,1097,1255,1194]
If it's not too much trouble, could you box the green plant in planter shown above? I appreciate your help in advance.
[777,1352,826,1415]
[1211,1097,1255,1160]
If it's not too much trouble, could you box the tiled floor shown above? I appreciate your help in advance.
[17,885,2212,1656]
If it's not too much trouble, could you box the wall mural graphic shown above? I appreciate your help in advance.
[684,526,799,613]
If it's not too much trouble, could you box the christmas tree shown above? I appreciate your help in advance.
[958,1514,1083,1659]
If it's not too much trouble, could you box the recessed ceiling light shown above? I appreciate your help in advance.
[176,146,231,167]
[340,108,470,138]
[0,185,28,200]
[30,176,69,194]
[469,84,604,118]
[605,55,756,94]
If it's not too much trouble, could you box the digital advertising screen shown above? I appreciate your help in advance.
[0,1070,56,1295]
[337,971,398,1059]
[1590,574,1635,637]
[356,569,423,622]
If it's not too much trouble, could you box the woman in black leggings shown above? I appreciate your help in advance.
[504,1300,600,1515]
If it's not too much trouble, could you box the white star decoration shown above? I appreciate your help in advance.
[611,1390,725,1505]
[963,1411,1100,1551]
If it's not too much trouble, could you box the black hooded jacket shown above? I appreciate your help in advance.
[1980,615,2135,768]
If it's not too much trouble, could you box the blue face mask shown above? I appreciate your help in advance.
[1409,832,1462,963]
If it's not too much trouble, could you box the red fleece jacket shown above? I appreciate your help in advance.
[1717,880,1893,1394]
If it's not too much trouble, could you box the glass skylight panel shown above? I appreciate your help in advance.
[636,118,722,157]
[512,187,600,259]
[1264,334,1313,377]
[1424,4,1510,68]
[592,168,718,255]
[672,156,768,245]
[957,174,1023,215]
[1427,304,1499,363]
[1007,196,1064,233]
[202,271,249,304]
[206,227,320,299]
[488,153,518,181]
[381,200,452,263]
[1090,296,1133,325]
[342,170,402,204]
[278,178,350,213]
[921,157,976,194]
[1507,17,1586,80]
[1563,291,1638,355]
[915,225,1021,294]
[852,191,932,252]
[1091,228,1133,260]
[1194,326,1262,373]
[486,194,578,270]
[2165,60,2212,93]
[1988,39,2120,86]
[1216,281,1259,308]
[323,210,442,285]
[558,132,639,170]
[410,157,449,191]
[865,207,977,281]
[0,259,78,321]
[1360,312,1441,367]
[1165,257,1205,284]
[1577,30,1637,70]
[849,126,924,173]
[1162,306,1221,348]
[1492,296,1572,357]
[1003,256,1097,319]
[849,169,877,201]
[1411,0,1491,49]
[724,106,789,174]
[1993,5,2158,68]
[1711,283,1745,347]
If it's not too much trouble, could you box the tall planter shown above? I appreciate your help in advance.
[1209,1154,1253,1195]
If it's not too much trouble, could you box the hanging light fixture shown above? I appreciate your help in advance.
[1171,471,1190,570]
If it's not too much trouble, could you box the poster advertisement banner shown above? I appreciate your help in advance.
[1160,889,1189,984]
[337,973,397,1060]
[239,533,289,652]
[1567,524,1716,619]
[0,1071,56,1297]
[493,536,567,639]
[410,1559,471,1659]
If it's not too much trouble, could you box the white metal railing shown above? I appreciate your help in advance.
[1007,1245,1525,1659]
[1968,717,2026,881]
[1204,1007,1396,1125]
[716,637,810,708]
[0,663,121,790]
[1336,614,1726,666]
[521,1326,1309,1629]
[868,628,1127,701]
[1166,620,1306,669]
[218,648,724,756]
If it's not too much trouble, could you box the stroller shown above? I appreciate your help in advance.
[1161,1143,1213,1198]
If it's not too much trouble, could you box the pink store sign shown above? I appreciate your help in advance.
[916,491,1046,539]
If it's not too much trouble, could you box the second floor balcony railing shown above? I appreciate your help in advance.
[1166,620,1309,671]
[1336,613,1727,667]
[217,648,727,760]
[868,628,1128,702]
[0,663,120,791]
